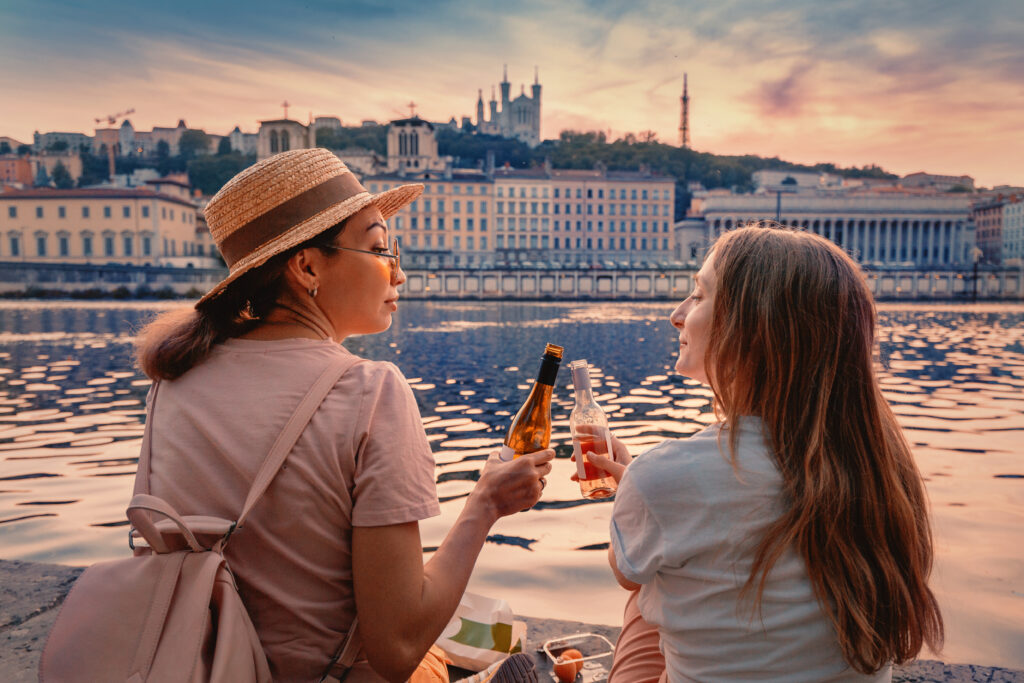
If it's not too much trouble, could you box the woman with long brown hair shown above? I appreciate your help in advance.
[134,149,550,682]
[587,224,943,681]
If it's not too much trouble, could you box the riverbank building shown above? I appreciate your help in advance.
[0,175,217,268]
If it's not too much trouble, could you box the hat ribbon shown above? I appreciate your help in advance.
[219,172,366,268]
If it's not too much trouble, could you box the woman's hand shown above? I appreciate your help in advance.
[570,429,632,484]
[471,448,554,519]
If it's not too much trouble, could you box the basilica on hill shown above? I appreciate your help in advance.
[474,66,542,147]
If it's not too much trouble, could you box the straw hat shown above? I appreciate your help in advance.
[197,148,423,306]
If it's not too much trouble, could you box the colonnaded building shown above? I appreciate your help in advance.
[683,190,975,267]
[0,176,216,268]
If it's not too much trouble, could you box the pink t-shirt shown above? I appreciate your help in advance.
[145,338,440,682]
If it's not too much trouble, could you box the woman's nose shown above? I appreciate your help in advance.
[670,300,686,328]
[393,263,407,286]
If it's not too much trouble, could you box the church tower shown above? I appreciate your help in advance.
[476,90,485,128]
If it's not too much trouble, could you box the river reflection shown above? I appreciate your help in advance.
[0,300,1022,669]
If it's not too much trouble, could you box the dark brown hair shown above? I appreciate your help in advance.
[135,222,345,380]
[706,224,943,672]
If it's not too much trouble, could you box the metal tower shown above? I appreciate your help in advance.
[679,74,690,148]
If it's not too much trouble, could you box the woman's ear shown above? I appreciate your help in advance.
[285,248,320,292]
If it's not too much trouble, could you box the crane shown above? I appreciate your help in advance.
[94,108,135,181]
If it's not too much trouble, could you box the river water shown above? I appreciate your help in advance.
[0,300,1021,669]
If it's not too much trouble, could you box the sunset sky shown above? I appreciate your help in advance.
[2,0,1022,187]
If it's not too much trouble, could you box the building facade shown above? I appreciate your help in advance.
[694,192,974,266]
[33,131,92,153]
[1003,197,1024,266]
[972,196,1005,265]
[901,172,975,192]
[475,66,542,146]
[364,165,675,268]
[0,185,214,267]
[386,118,450,174]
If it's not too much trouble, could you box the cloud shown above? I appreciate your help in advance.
[755,62,815,116]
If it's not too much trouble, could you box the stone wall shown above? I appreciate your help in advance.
[1,262,1021,301]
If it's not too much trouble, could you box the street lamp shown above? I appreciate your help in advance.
[971,246,983,301]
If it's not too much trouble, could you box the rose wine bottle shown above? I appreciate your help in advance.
[569,359,617,499]
[500,343,564,461]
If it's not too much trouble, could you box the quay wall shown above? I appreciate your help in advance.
[1,261,1022,301]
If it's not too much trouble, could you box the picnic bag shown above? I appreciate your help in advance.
[40,356,359,682]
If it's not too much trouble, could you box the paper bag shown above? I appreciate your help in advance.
[435,591,527,671]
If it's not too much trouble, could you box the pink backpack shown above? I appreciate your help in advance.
[40,357,362,682]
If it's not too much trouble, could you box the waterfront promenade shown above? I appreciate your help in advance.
[1,261,1022,301]
[2,559,1021,682]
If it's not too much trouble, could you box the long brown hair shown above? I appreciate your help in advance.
[135,222,345,381]
[706,224,942,672]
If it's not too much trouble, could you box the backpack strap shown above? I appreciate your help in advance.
[133,354,359,530]
[234,354,358,530]
[132,381,162,497]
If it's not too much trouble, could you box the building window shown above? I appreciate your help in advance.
[481,236,487,250]
[281,131,290,152]
[454,236,461,249]
[9,236,20,256]
[104,206,111,218]
[497,235,505,248]
[59,236,69,256]
[83,235,93,256]
[467,218,474,231]
[480,218,487,231]
[454,218,461,230]
[36,206,43,218]
[123,206,131,218]
[123,236,133,256]
[59,206,66,218]
[142,236,152,256]
[7,207,15,218]
[36,235,46,256]
[104,235,114,256]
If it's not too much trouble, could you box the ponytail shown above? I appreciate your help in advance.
[135,220,346,380]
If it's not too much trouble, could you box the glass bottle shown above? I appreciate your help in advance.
[569,359,617,499]
[500,343,564,461]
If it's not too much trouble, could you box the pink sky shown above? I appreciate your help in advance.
[2,1,1022,188]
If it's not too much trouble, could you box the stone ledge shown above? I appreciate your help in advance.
[2,559,1020,683]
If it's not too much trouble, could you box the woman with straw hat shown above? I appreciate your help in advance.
[134,149,552,682]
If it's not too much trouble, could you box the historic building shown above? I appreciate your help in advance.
[901,172,975,192]
[972,195,1013,266]
[385,118,451,174]
[475,66,542,146]
[363,164,675,268]
[1003,197,1024,266]
[692,191,974,266]
[0,177,215,267]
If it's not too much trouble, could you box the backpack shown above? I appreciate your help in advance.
[40,356,362,682]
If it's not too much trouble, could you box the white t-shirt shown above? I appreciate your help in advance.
[610,417,891,683]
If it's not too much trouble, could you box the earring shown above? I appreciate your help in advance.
[309,285,318,298]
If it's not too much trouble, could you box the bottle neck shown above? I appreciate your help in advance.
[536,355,560,386]
[571,364,594,404]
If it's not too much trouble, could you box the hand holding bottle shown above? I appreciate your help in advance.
[570,424,632,484]
[472,448,555,518]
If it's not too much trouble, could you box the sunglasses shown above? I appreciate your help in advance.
[317,237,401,281]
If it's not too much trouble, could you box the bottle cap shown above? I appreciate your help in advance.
[570,359,591,392]
[544,343,564,360]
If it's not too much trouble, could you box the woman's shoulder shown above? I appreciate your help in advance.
[627,418,773,489]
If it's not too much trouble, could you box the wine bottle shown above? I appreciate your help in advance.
[569,359,617,499]
[500,343,564,461]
